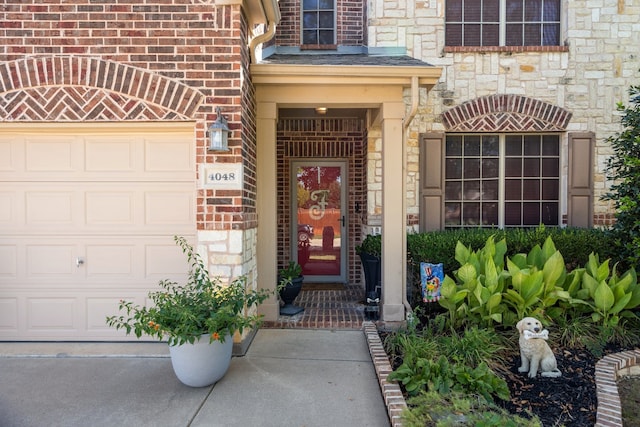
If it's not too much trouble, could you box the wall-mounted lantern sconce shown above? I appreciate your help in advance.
[208,106,231,151]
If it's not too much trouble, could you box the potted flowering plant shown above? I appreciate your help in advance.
[277,260,304,316]
[106,235,271,387]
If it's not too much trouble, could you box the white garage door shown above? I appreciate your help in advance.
[0,124,196,341]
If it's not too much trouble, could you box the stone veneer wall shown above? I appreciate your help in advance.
[366,0,640,228]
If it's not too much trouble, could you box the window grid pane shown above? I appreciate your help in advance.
[445,134,560,229]
[503,134,560,227]
[445,135,499,228]
[302,0,335,45]
[446,0,560,46]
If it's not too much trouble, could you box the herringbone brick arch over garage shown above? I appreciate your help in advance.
[0,56,203,121]
[441,94,572,132]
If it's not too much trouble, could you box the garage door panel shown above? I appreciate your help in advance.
[25,137,79,172]
[0,138,18,171]
[5,237,190,287]
[26,245,76,277]
[145,191,194,225]
[86,293,161,338]
[85,137,138,172]
[28,297,77,329]
[86,191,136,225]
[0,245,18,277]
[0,298,18,331]
[85,245,136,277]
[0,191,17,223]
[87,297,127,333]
[145,139,193,172]
[145,242,192,281]
[26,191,75,224]
[1,289,167,340]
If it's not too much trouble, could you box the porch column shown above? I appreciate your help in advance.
[381,101,406,322]
[256,101,279,321]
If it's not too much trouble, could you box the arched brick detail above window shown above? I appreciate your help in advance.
[0,56,203,121]
[441,94,572,132]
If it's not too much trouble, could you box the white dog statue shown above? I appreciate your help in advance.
[516,317,561,378]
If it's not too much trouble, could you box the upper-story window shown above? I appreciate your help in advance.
[302,0,336,45]
[445,0,560,47]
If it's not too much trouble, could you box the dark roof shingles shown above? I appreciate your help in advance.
[259,54,434,67]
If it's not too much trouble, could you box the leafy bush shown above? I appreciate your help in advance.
[407,226,616,278]
[106,236,272,346]
[603,82,640,269]
[437,235,640,334]
[390,355,510,403]
[386,326,510,404]
[401,391,542,427]
[362,227,616,306]
[355,233,381,257]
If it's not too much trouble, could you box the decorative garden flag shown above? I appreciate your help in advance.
[421,262,443,302]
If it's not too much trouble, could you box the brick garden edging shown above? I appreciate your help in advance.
[595,349,640,427]
[364,320,637,427]
[363,321,407,427]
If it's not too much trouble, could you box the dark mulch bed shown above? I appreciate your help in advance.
[497,347,601,426]
[387,336,631,426]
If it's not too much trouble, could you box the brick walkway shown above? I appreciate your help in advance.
[262,284,367,329]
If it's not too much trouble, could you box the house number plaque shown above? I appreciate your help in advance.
[201,163,243,190]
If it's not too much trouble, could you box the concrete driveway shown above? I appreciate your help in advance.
[0,329,390,427]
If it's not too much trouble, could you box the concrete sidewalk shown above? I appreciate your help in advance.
[0,329,390,427]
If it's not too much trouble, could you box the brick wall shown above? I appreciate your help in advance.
[274,0,299,46]
[0,0,252,233]
[277,118,366,284]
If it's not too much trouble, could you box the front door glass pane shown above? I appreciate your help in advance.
[296,165,342,278]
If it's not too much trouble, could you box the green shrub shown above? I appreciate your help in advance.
[389,354,510,403]
[386,327,510,404]
[355,233,381,257]
[407,226,615,278]
[401,391,542,427]
[436,235,640,334]
[603,82,640,270]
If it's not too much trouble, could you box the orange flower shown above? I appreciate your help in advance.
[211,332,220,341]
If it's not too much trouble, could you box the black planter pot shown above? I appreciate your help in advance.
[278,276,304,316]
[359,252,381,320]
[359,252,381,297]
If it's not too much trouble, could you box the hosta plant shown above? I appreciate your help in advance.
[439,236,572,330]
[578,253,640,327]
[438,234,640,336]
